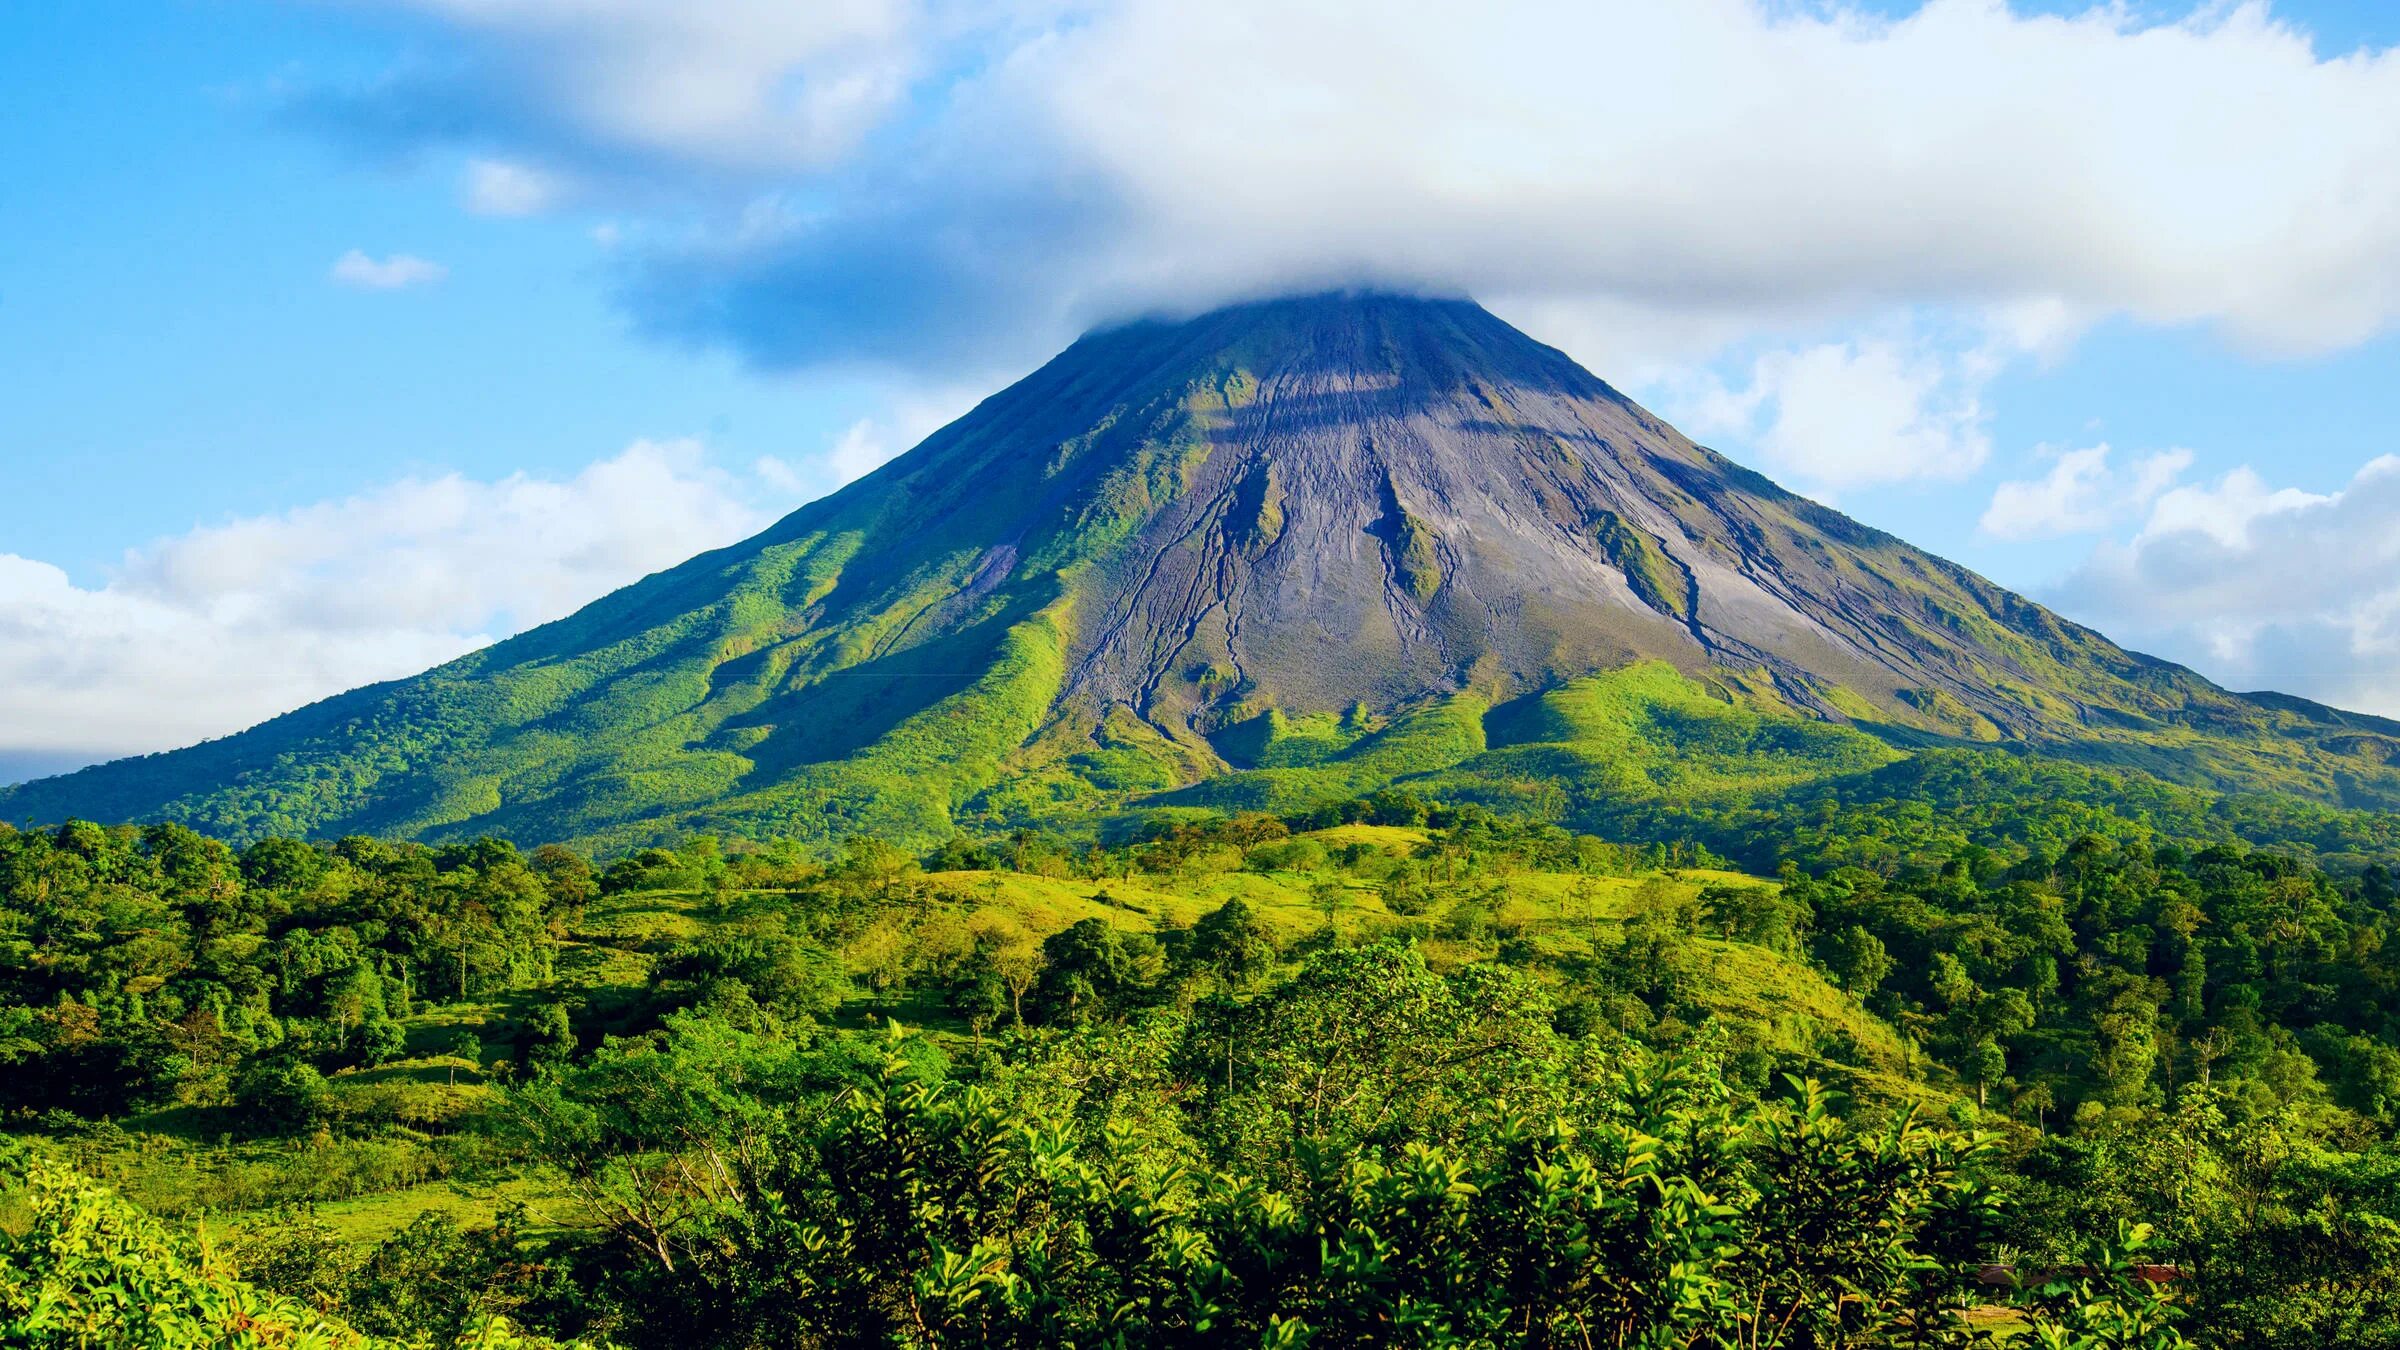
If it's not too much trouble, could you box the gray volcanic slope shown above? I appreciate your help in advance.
[1059,296,1998,728]
[10,291,2400,846]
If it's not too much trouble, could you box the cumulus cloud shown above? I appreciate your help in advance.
[1668,327,2001,490]
[755,385,983,500]
[330,249,448,289]
[301,0,933,175]
[1980,443,2194,539]
[0,441,826,775]
[2137,465,2333,546]
[292,1,2400,378]
[464,157,570,215]
[2051,456,2400,715]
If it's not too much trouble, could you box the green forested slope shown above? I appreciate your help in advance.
[11,293,2400,851]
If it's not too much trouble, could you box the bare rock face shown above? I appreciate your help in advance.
[11,291,2397,846]
[1022,294,2195,749]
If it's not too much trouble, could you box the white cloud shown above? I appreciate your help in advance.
[275,0,2400,515]
[329,249,448,289]
[2052,455,2400,715]
[464,157,569,215]
[1659,321,2011,490]
[290,2,2400,384]
[0,551,478,769]
[0,440,834,770]
[1017,0,2400,355]
[753,420,905,497]
[1980,443,2193,539]
[822,421,896,483]
[313,0,2393,373]
[2137,465,2332,547]
[352,0,928,173]
[750,382,978,510]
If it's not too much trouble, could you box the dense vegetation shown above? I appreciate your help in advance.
[6,765,2400,1345]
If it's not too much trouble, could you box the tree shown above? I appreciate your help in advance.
[519,1002,576,1071]
[2014,1080,2056,1131]
[1380,863,1434,916]
[439,860,552,999]
[1362,788,1430,827]
[2190,1026,2231,1089]
[1309,876,1349,931]
[1971,1037,2008,1109]
[527,844,597,917]
[358,1015,407,1067]
[498,1012,816,1275]
[840,916,916,1003]
[1029,919,1152,1026]
[1176,897,1277,990]
[445,1030,483,1086]
[342,1207,553,1345]
[1615,886,1696,1004]
[1701,883,1812,954]
[1820,925,1893,998]
[837,836,919,902]
[231,1057,332,1136]
[938,911,1045,1031]
[657,926,849,1023]
[2095,996,2161,1107]
[1181,941,1558,1179]
[976,914,1043,1029]
[924,835,996,872]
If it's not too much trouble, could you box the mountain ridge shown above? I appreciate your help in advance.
[10,291,2400,847]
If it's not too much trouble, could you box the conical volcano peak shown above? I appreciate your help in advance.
[12,290,2398,848]
[996,290,1855,742]
[1062,289,1622,417]
[1033,299,1701,720]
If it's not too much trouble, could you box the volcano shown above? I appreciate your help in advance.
[12,292,2399,846]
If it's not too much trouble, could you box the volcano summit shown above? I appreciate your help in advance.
[12,292,2398,846]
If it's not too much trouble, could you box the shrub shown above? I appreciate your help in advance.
[232,1057,333,1137]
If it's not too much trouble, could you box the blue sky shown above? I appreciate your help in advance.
[3,2,880,576]
[4,0,2400,777]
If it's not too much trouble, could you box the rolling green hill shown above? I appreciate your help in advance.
[11,291,2400,850]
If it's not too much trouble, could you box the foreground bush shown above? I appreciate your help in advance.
[624,1030,2178,1349]
[0,1141,573,1350]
